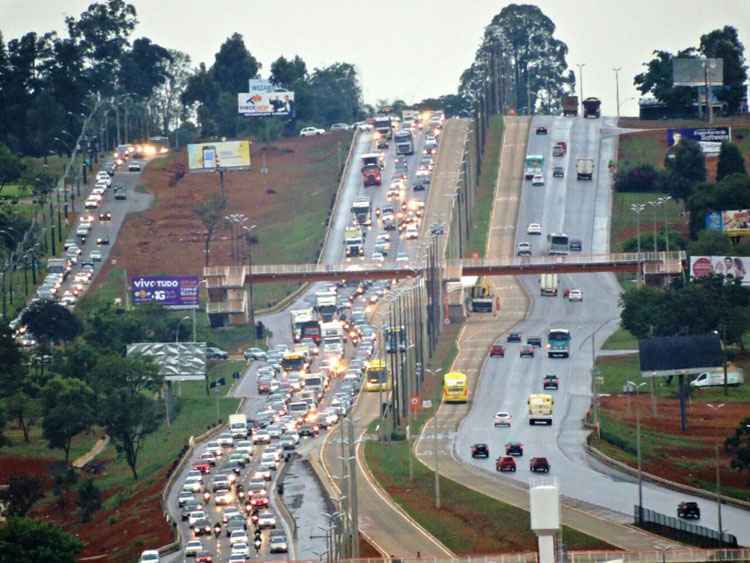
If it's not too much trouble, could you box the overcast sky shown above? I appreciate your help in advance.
[2,0,748,117]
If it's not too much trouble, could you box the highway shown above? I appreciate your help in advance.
[450,115,750,546]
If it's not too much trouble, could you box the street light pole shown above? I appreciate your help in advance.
[426,367,442,509]
[613,67,622,120]
[631,203,646,284]
[707,402,725,543]
[628,380,647,523]
[576,63,586,103]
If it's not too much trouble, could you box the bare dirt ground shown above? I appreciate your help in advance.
[599,395,750,494]
[101,132,348,281]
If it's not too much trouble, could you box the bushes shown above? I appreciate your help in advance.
[615,164,664,193]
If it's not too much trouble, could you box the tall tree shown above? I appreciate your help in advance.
[41,377,95,464]
[76,479,102,522]
[270,55,307,88]
[725,416,750,475]
[182,62,219,136]
[21,299,82,347]
[665,138,706,199]
[716,142,747,181]
[118,37,171,98]
[151,49,192,133]
[0,517,82,563]
[687,229,733,256]
[634,49,699,116]
[193,194,226,267]
[211,33,260,94]
[307,63,363,124]
[0,144,23,193]
[700,26,748,115]
[0,476,43,517]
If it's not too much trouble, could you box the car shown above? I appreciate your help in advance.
[527,223,542,235]
[430,223,445,236]
[505,442,524,456]
[214,488,234,505]
[543,374,559,390]
[269,531,289,553]
[192,461,211,474]
[520,345,535,358]
[527,336,542,347]
[98,211,112,221]
[114,188,127,200]
[329,122,350,131]
[536,126,548,135]
[185,539,204,557]
[553,166,565,178]
[244,347,267,361]
[84,198,99,209]
[192,518,213,536]
[677,501,701,520]
[471,443,490,459]
[496,456,517,472]
[206,347,228,360]
[96,235,110,245]
[404,224,419,240]
[227,555,245,563]
[177,491,195,507]
[413,181,426,191]
[494,411,512,427]
[396,251,409,262]
[532,174,545,186]
[257,510,277,528]
[231,543,250,558]
[506,332,522,343]
[300,126,325,136]
[188,510,207,527]
[530,457,551,473]
[196,552,213,563]
[139,550,160,563]
[568,288,583,302]
[249,492,269,508]
[489,344,505,357]
[371,251,385,262]
[569,239,582,252]
[229,529,249,545]
[517,242,532,256]
[128,162,142,172]
[355,121,373,131]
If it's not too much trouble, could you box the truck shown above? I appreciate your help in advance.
[344,227,365,257]
[562,96,578,117]
[290,308,321,343]
[361,153,382,186]
[394,129,415,155]
[690,368,744,388]
[576,158,594,181]
[315,291,338,322]
[228,414,248,439]
[539,274,558,296]
[547,329,571,358]
[528,393,554,425]
[582,97,601,118]
[351,199,372,226]
[47,258,71,278]
[524,155,544,180]
[469,278,495,312]
[373,116,392,141]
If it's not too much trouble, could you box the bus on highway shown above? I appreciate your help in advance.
[394,129,415,155]
[547,232,569,255]
[524,154,544,179]
[443,372,468,403]
[365,359,391,392]
[547,328,571,358]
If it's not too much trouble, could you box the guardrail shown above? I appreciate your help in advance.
[635,505,738,548]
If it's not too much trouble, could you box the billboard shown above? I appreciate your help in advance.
[127,342,206,382]
[130,275,200,308]
[667,127,731,155]
[702,210,750,237]
[238,91,295,117]
[187,140,251,170]
[690,256,749,285]
[673,58,723,86]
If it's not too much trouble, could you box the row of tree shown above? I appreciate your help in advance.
[635,26,748,116]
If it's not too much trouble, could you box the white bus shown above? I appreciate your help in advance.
[547,233,569,255]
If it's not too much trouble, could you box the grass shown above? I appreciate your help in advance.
[2,423,100,464]
[364,324,612,553]
[602,326,638,350]
[618,134,665,169]
[466,116,503,258]
[611,192,684,251]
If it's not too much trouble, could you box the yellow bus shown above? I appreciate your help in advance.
[443,372,468,403]
[364,359,391,392]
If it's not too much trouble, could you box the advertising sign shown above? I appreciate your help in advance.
[130,275,200,308]
[673,58,723,86]
[127,342,206,382]
[666,127,731,155]
[703,210,750,237]
[402,109,419,120]
[690,256,749,285]
[186,140,251,170]
[238,91,295,117]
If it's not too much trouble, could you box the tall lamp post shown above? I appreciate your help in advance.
[706,402,726,543]
[425,367,443,509]
[631,203,646,284]
[658,195,672,253]
[613,67,622,119]
[576,63,586,102]
[628,380,648,524]
[242,224,258,334]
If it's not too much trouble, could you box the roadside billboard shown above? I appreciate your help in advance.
[130,275,200,308]
[667,127,731,155]
[237,91,295,117]
[673,58,723,87]
[186,140,251,170]
[402,109,419,120]
[703,210,750,237]
[127,342,206,382]
[690,256,749,284]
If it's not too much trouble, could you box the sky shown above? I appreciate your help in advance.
[1,0,749,117]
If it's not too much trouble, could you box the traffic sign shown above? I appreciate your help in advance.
[422,399,433,409]
[410,396,419,412]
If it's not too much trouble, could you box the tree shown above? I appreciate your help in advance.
[211,33,260,94]
[634,48,698,117]
[193,194,226,267]
[688,229,733,256]
[41,377,95,464]
[0,143,23,193]
[619,286,668,339]
[0,402,8,447]
[700,26,748,115]
[151,49,191,134]
[615,164,665,193]
[307,63,363,125]
[76,479,102,522]
[118,37,171,99]
[665,139,706,199]
[270,55,307,88]
[94,355,163,480]
[182,62,219,136]
[717,142,747,181]
[0,475,43,516]
[0,517,83,562]
[21,298,82,347]
[725,416,750,476]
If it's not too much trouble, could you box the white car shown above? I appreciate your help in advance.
[217,432,234,447]
[185,539,203,556]
[183,476,203,493]
[232,543,251,558]
[527,223,542,235]
[188,510,206,526]
[300,127,325,137]
[355,121,373,131]
[205,441,223,457]
[177,491,194,507]
[214,489,233,505]
[396,251,409,262]
[517,242,532,256]
[253,431,271,444]
[128,162,142,172]
[532,174,545,186]
[257,510,277,528]
[229,529,249,545]
[568,288,583,302]
[139,550,160,563]
[89,250,103,262]
[494,411,512,427]
[371,251,385,262]
[329,122,350,131]
[405,224,419,240]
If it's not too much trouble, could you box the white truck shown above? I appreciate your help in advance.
[690,368,744,388]
[344,227,365,257]
[228,414,248,439]
[576,158,594,181]
[540,273,558,296]
[315,290,338,322]
[528,394,554,425]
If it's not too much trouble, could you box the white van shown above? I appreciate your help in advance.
[690,370,744,388]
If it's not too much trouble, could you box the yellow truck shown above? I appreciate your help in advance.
[527,393,554,425]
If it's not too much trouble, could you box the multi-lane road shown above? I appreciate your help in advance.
[452,115,750,546]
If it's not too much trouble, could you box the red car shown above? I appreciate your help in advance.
[192,462,211,474]
[250,493,269,508]
[197,553,213,563]
[530,457,551,473]
[496,456,517,472]
[489,344,505,358]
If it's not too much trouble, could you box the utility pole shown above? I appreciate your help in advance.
[716,442,723,542]
[339,418,350,557]
[433,400,441,509]
[347,418,360,559]
[576,63,586,103]
[613,67,622,119]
